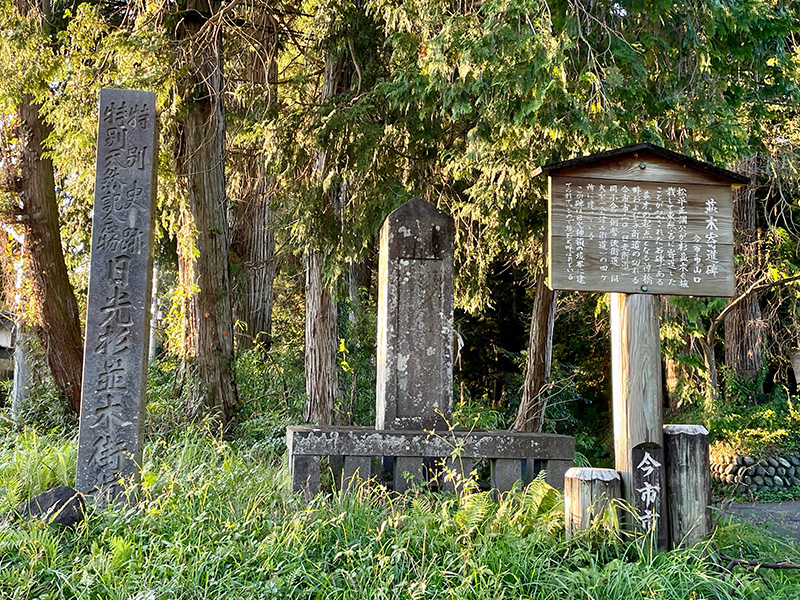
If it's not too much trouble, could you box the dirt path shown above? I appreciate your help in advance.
[720,500,800,541]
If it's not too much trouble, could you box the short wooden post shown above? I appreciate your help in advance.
[611,293,667,547]
[564,468,622,537]
[663,425,712,548]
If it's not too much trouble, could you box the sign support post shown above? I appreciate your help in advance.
[611,292,666,546]
[539,143,748,549]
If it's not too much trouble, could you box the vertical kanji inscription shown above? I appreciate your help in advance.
[76,89,157,504]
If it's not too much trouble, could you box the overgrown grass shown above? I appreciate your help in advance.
[2,424,800,599]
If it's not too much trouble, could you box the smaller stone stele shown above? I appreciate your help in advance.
[375,197,454,431]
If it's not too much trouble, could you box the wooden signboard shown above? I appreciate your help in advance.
[544,144,747,297]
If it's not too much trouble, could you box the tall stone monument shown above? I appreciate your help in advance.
[287,197,575,497]
[76,89,158,503]
[376,197,454,431]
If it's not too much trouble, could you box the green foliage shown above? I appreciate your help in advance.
[725,483,800,504]
[0,428,76,512]
[709,383,800,454]
[336,290,379,426]
[1,427,794,598]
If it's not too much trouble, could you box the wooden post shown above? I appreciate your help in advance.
[611,293,667,547]
[663,425,712,548]
[564,468,622,538]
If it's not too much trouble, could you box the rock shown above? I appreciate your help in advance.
[778,457,791,469]
[734,475,742,484]
[790,456,800,467]
[764,476,774,486]
[789,466,796,477]
[735,455,745,466]
[749,483,760,492]
[725,463,738,475]
[793,477,800,487]
[767,466,776,477]
[8,486,84,528]
[744,475,752,485]
[753,475,765,486]
[768,457,779,468]
[775,476,785,487]
[756,466,766,476]
[743,456,756,467]
[778,467,787,477]
[726,474,736,484]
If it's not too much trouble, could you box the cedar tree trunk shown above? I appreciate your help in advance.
[724,157,763,384]
[512,252,557,432]
[15,95,84,414]
[175,0,238,421]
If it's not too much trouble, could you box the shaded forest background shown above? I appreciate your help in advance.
[2,0,800,466]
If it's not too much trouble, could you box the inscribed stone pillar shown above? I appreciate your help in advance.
[76,89,157,504]
[375,197,454,431]
[611,292,667,548]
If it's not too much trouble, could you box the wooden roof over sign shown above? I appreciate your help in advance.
[535,142,750,186]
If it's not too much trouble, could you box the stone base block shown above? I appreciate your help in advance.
[287,426,574,497]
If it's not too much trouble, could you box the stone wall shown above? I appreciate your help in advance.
[710,452,800,492]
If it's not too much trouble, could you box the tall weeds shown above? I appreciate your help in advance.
[1,424,798,598]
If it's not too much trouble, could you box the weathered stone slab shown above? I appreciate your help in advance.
[76,89,157,504]
[491,458,524,492]
[376,197,454,431]
[394,457,426,492]
[438,457,475,494]
[287,426,575,460]
[290,455,320,499]
[342,456,372,488]
[543,459,573,489]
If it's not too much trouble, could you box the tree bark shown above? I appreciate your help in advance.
[512,249,557,433]
[303,48,351,425]
[724,156,763,385]
[175,0,238,421]
[14,95,84,414]
[229,25,278,352]
[304,251,338,425]
[230,151,276,351]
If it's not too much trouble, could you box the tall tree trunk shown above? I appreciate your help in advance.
[724,156,763,387]
[231,169,276,350]
[304,251,338,425]
[229,26,278,352]
[303,48,351,425]
[175,0,238,421]
[15,95,84,414]
[512,247,557,432]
